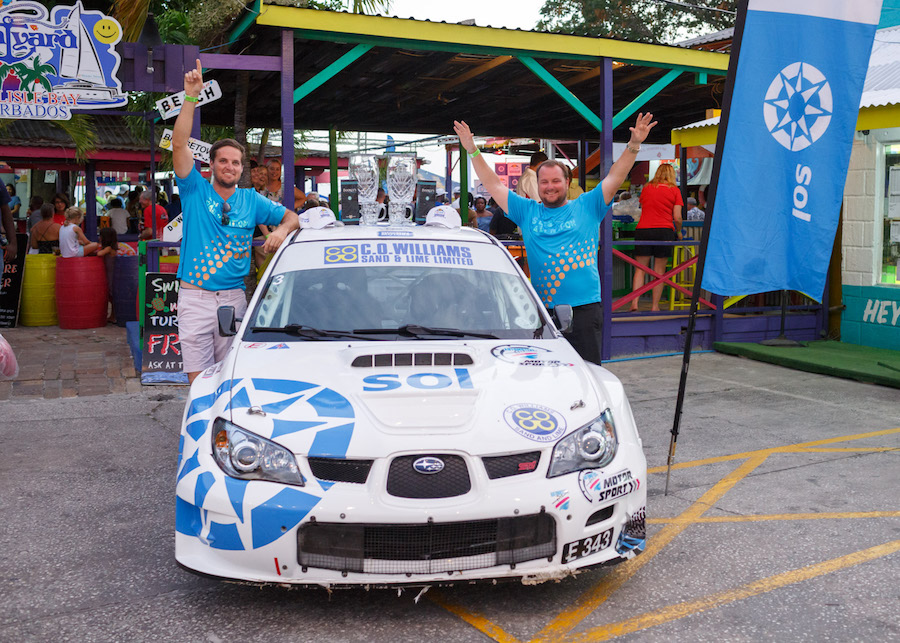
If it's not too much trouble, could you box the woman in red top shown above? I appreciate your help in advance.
[52,193,69,225]
[630,164,683,311]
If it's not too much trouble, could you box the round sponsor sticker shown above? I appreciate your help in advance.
[491,344,551,363]
[503,403,567,442]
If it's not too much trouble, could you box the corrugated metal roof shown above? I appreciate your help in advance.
[676,28,734,48]
[672,116,720,132]
[1,115,148,151]
[861,25,900,108]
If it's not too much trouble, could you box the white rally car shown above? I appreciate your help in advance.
[175,220,647,587]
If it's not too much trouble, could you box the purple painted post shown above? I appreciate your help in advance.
[186,46,202,172]
[296,167,305,194]
[281,29,295,212]
[599,57,614,362]
[84,161,97,241]
[579,141,587,191]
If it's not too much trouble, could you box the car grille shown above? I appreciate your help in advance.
[386,454,471,498]
[351,352,474,367]
[297,513,556,574]
[482,452,541,479]
[307,458,373,484]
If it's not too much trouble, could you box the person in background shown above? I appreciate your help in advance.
[6,183,21,219]
[630,163,682,312]
[167,193,182,220]
[489,205,518,239]
[52,193,69,225]
[263,157,305,206]
[139,189,168,238]
[30,203,60,254]
[567,167,585,201]
[375,187,387,220]
[59,207,99,258]
[97,227,119,324]
[106,197,129,235]
[0,177,15,262]
[450,189,461,209]
[473,197,492,232]
[615,191,641,222]
[26,195,43,233]
[516,151,548,201]
[686,196,705,221]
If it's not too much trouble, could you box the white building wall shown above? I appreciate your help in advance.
[841,134,880,287]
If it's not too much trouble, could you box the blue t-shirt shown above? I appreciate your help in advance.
[506,187,611,308]
[176,168,286,290]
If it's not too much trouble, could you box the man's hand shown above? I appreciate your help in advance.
[262,225,288,253]
[185,59,203,97]
[4,240,16,263]
[628,112,657,146]
[453,121,477,154]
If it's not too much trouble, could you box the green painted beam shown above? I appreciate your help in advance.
[227,0,261,47]
[612,69,681,129]
[294,44,372,104]
[329,128,339,217]
[460,151,468,225]
[517,56,604,134]
[696,72,708,85]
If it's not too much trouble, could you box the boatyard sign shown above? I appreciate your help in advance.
[0,1,127,120]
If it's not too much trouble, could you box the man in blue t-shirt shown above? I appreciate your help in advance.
[453,114,656,363]
[173,59,299,383]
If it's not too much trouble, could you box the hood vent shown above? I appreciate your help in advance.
[351,352,474,368]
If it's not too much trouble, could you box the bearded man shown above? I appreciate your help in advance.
[172,59,299,383]
[453,113,656,364]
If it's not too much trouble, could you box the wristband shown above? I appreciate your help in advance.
[470,148,480,157]
[184,95,200,103]
[626,143,640,154]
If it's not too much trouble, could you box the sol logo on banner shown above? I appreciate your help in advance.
[763,62,833,152]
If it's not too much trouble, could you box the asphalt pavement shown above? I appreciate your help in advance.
[1,352,898,642]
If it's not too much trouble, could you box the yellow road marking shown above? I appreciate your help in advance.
[649,511,900,525]
[647,427,900,474]
[564,539,900,642]
[529,454,769,642]
[427,592,522,643]
[791,447,900,453]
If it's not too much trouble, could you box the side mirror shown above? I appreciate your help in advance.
[553,304,573,334]
[217,305,237,337]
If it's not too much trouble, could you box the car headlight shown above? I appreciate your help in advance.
[547,409,618,478]
[211,418,305,486]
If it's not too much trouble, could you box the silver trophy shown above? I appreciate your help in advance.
[387,154,417,225]
[349,154,379,225]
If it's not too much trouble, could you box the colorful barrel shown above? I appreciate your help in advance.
[20,254,58,326]
[113,255,139,326]
[159,255,179,274]
[56,256,108,329]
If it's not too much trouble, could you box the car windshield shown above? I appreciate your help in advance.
[246,263,550,341]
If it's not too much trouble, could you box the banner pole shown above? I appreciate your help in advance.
[666,0,750,495]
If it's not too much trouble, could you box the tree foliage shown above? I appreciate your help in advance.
[537,0,736,44]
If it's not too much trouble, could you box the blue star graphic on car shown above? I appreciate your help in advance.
[763,62,833,152]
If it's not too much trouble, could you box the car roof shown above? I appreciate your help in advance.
[288,224,495,245]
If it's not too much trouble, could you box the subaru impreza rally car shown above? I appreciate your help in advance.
[175,219,646,587]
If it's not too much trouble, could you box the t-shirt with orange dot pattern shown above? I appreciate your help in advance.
[176,167,286,290]
[505,187,610,308]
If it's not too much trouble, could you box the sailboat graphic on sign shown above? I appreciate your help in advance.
[54,3,125,104]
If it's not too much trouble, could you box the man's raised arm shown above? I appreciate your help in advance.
[453,121,510,213]
[601,112,657,204]
[172,59,204,180]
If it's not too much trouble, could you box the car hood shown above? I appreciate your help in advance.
[213,339,611,458]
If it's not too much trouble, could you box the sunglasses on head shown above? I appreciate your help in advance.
[221,201,231,226]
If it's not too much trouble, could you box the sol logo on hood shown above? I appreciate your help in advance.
[491,344,573,367]
[503,403,567,442]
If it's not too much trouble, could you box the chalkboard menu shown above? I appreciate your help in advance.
[141,272,187,384]
[415,181,437,224]
[0,234,27,328]
[340,179,360,223]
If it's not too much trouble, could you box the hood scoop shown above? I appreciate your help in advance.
[351,352,474,368]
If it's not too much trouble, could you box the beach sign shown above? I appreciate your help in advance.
[155,80,222,120]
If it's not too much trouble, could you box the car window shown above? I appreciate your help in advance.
[247,264,548,340]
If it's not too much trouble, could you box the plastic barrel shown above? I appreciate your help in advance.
[113,255,139,326]
[159,255,179,274]
[20,254,58,326]
[56,257,108,329]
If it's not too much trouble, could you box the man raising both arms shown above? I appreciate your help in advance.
[453,113,656,364]
[173,60,299,383]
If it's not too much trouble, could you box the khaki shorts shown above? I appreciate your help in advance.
[177,285,248,374]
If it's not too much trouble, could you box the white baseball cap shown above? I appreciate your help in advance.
[299,206,344,229]
[424,205,462,229]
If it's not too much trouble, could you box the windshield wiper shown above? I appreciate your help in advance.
[353,324,498,339]
[249,324,383,341]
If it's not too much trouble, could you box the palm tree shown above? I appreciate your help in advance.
[12,56,55,95]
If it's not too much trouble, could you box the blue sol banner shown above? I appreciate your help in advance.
[702,0,882,300]
[0,1,127,120]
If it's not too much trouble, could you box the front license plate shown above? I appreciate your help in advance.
[561,527,614,564]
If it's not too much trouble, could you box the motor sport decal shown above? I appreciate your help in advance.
[363,368,473,392]
[175,378,354,552]
[323,242,474,266]
[491,344,574,368]
[615,505,646,559]
[503,404,567,443]
[550,489,570,511]
[578,469,640,503]
[561,527,614,564]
